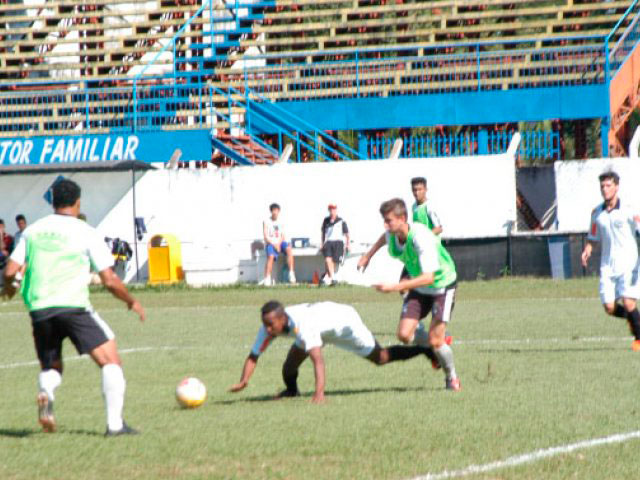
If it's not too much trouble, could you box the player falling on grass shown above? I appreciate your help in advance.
[1,179,146,436]
[229,300,438,404]
[581,170,640,351]
[358,198,460,391]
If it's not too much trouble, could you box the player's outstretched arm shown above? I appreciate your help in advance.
[308,347,326,404]
[98,268,145,322]
[1,259,22,300]
[375,271,435,293]
[229,354,258,392]
[358,234,386,271]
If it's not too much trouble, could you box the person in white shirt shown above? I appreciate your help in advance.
[581,170,640,351]
[229,301,438,404]
[261,203,296,286]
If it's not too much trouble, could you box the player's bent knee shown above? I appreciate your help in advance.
[90,340,122,367]
[396,331,412,344]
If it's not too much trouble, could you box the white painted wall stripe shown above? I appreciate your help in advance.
[411,430,640,480]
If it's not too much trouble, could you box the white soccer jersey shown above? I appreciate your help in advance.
[264,217,284,243]
[588,199,640,276]
[10,214,114,311]
[250,302,376,357]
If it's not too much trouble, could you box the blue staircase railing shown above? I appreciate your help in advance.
[210,85,362,163]
[608,0,640,77]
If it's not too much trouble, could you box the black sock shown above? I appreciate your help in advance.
[387,345,432,362]
[627,309,640,340]
[282,372,299,395]
[613,304,627,318]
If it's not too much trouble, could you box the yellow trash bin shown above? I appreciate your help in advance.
[148,234,184,285]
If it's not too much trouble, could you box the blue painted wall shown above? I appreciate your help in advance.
[250,85,608,133]
[0,130,212,166]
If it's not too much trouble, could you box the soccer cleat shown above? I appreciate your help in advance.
[37,393,56,433]
[322,275,332,286]
[445,377,461,392]
[632,340,640,352]
[276,388,300,398]
[259,277,273,287]
[288,270,297,284]
[105,422,139,437]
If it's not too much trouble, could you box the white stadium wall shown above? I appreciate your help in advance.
[0,153,517,283]
[0,171,135,230]
[554,157,640,233]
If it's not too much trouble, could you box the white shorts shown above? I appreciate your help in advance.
[599,269,640,304]
[295,306,376,357]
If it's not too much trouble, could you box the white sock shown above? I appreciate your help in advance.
[102,364,126,432]
[38,369,62,401]
[434,344,457,380]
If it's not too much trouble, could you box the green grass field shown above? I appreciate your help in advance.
[2,277,640,479]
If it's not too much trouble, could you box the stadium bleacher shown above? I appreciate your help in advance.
[0,0,639,164]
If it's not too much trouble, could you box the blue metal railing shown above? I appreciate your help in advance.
[239,86,363,160]
[210,85,360,162]
[232,39,608,101]
[366,130,560,162]
[609,0,640,75]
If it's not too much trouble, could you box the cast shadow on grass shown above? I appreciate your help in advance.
[0,427,104,438]
[0,428,37,438]
[213,385,430,405]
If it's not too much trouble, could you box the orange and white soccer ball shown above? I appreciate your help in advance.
[175,377,207,408]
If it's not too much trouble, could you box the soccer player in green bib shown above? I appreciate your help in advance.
[411,176,442,236]
[2,179,145,435]
[358,198,460,391]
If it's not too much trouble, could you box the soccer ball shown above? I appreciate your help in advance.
[175,377,207,408]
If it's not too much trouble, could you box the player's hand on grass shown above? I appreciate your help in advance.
[229,381,247,393]
[311,392,325,404]
[129,300,146,322]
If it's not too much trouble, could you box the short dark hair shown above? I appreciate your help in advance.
[599,171,619,185]
[411,177,427,187]
[379,198,408,219]
[261,300,284,317]
[15,214,25,223]
[52,179,81,209]
[269,203,280,212]
[0,219,4,225]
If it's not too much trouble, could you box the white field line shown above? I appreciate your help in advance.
[0,297,601,316]
[0,346,182,370]
[410,430,640,480]
[0,336,627,371]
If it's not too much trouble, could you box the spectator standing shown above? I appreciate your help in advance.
[320,203,350,285]
[14,214,27,246]
[261,203,296,286]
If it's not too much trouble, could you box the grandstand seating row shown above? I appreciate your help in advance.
[0,0,632,85]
